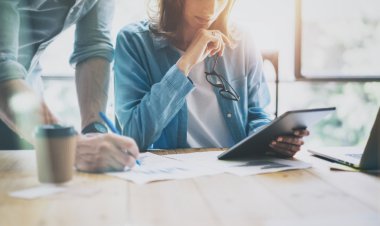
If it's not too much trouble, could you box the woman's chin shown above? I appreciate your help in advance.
[192,24,211,31]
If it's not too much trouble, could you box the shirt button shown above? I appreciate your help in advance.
[227,113,232,118]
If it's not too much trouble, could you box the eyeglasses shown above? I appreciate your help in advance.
[205,55,240,101]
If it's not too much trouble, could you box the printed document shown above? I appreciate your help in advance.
[107,151,311,184]
[166,151,311,176]
[107,152,222,184]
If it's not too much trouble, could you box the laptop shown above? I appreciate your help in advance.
[308,107,380,170]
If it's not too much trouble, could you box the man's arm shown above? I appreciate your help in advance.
[75,57,110,129]
[0,0,26,132]
[0,79,36,142]
[0,0,57,143]
[70,0,114,129]
[0,79,58,143]
[70,0,140,172]
[74,56,141,173]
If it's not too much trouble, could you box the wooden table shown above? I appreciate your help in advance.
[0,149,379,226]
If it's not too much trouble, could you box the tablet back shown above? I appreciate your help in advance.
[218,107,336,160]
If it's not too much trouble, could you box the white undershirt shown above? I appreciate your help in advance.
[185,60,235,148]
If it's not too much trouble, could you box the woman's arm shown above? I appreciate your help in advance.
[114,30,194,150]
[244,34,309,157]
[244,35,272,135]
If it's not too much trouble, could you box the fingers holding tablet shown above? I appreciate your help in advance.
[269,129,310,157]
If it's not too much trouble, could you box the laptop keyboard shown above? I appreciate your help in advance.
[346,153,362,159]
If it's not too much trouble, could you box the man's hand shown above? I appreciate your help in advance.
[269,129,310,158]
[75,133,139,173]
[0,79,58,143]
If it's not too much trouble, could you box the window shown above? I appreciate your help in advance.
[296,0,380,80]
[231,0,295,81]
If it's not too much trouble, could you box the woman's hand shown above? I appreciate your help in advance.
[176,29,231,76]
[269,129,310,158]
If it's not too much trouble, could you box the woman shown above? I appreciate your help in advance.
[114,0,309,157]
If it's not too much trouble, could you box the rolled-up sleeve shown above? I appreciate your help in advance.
[245,34,272,135]
[69,0,115,65]
[0,0,27,83]
[114,29,194,150]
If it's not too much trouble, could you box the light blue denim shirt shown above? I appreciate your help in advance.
[0,0,114,87]
[114,21,272,150]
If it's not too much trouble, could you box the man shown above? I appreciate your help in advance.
[0,0,139,172]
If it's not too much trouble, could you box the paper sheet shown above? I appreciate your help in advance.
[166,151,311,176]
[9,184,102,200]
[9,185,67,199]
[107,152,222,184]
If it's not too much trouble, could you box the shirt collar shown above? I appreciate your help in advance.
[151,33,171,50]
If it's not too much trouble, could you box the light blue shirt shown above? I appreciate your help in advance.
[114,21,272,150]
[0,0,114,87]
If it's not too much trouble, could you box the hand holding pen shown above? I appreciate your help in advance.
[99,112,141,167]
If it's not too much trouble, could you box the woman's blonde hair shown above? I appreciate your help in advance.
[149,0,236,42]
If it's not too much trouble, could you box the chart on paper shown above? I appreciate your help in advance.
[166,151,311,176]
[107,152,222,184]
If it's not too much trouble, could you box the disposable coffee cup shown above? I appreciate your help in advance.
[34,124,77,184]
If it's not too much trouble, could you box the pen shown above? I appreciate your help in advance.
[99,112,141,166]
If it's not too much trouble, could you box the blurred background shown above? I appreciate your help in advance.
[40,0,380,148]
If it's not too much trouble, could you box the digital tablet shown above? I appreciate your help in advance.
[218,107,336,160]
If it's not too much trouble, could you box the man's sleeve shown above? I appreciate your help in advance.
[69,0,115,65]
[0,0,27,83]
